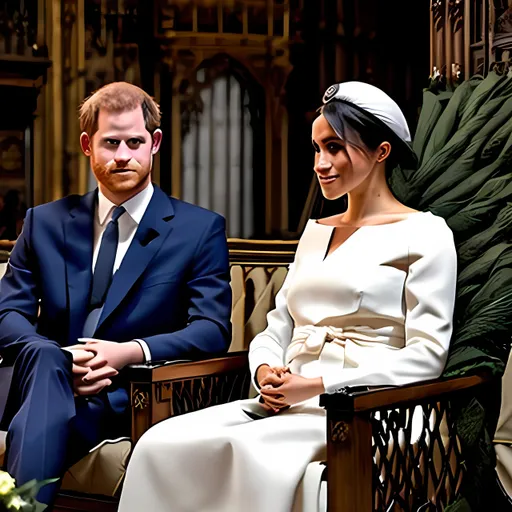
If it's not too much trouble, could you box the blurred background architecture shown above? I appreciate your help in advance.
[0,0,504,239]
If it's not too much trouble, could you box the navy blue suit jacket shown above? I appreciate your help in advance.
[0,184,231,373]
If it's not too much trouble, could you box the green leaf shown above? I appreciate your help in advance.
[15,478,58,500]
[14,479,38,496]
[413,90,452,164]
[422,79,479,165]
[421,96,512,206]
[458,71,505,128]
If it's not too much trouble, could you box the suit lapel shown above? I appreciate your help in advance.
[64,190,97,344]
[95,186,175,332]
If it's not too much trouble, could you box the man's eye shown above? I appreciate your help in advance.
[128,139,142,147]
[106,139,120,146]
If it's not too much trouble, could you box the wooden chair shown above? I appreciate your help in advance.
[319,372,499,510]
[118,328,501,511]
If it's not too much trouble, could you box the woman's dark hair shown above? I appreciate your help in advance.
[320,100,417,174]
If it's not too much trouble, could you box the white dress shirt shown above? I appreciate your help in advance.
[91,182,154,363]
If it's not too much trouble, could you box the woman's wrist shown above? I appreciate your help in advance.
[256,364,271,388]
[310,377,325,396]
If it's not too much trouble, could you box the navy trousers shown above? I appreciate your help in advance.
[0,340,129,505]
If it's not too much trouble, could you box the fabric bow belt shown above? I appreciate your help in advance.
[285,325,352,365]
[284,324,403,366]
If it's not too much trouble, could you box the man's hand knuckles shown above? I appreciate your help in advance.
[90,358,107,369]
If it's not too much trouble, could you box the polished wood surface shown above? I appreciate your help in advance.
[127,352,249,383]
[128,353,250,441]
[54,492,119,512]
[227,238,298,265]
[320,373,492,413]
[321,373,495,510]
[327,413,373,511]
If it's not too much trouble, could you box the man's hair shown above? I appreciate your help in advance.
[79,82,161,137]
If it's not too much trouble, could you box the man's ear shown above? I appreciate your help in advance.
[151,129,163,154]
[376,141,391,163]
[80,132,92,156]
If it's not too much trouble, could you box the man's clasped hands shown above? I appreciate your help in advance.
[64,338,143,396]
[256,364,325,413]
[64,341,327,403]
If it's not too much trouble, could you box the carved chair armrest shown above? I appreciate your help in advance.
[319,373,493,413]
[319,373,497,511]
[126,352,250,441]
[125,352,248,383]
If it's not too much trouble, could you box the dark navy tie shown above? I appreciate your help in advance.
[89,205,126,309]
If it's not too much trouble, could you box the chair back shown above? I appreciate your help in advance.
[227,238,297,352]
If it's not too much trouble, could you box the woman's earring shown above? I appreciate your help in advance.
[377,144,390,163]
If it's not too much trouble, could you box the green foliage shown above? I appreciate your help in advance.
[0,471,57,512]
[390,69,512,511]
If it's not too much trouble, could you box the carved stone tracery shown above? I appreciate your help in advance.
[449,0,464,19]
[432,0,445,23]
[449,0,464,31]
[157,1,296,235]
[0,1,45,57]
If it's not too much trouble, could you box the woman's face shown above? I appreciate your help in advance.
[311,114,381,201]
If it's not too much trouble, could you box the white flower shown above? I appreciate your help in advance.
[6,495,23,510]
[0,471,15,496]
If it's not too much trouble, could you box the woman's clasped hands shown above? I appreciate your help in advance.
[256,364,325,413]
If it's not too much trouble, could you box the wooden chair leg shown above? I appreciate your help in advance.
[326,411,373,511]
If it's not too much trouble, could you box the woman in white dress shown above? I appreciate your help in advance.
[118,82,457,512]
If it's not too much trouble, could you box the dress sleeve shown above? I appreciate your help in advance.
[321,216,458,394]
[249,263,296,387]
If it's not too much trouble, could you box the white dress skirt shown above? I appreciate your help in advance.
[119,398,326,512]
[119,213,458,512]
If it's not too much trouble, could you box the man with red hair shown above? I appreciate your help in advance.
[0,82,231,505]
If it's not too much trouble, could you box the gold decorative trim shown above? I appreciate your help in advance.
[493,439,512,445]
[157,381,173,402]
[330,420,350,443]
[132,389,150,410]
